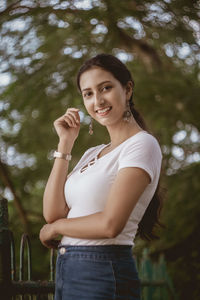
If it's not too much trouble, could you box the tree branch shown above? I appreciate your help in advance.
[104,0,162,70]
[118,27,162,69]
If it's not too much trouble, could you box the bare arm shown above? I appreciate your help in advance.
[40,167,150,244]
[43,108,80,223]
[43,140,73,223]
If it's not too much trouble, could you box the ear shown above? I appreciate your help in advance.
[125,81,133,100]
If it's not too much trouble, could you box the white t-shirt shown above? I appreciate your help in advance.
[61,130,162,246]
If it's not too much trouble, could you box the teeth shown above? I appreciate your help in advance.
[97,107,111,113]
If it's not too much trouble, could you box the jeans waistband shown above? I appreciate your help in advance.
[58,244,133,258]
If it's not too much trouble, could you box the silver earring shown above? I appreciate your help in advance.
[89,117,93,135]
[123,102,132,122]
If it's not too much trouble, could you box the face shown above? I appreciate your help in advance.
[79,67,132,127]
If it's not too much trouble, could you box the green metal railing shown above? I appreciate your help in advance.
[137,249,176,299]
[0,198,176,299]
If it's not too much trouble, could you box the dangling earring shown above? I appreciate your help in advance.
[89,117,93,135]
[123,101,132,122]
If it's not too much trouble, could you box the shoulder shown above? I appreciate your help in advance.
[121,131,162,158]
[118,131,163,182]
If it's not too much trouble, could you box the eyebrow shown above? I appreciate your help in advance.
[81,80,112,93]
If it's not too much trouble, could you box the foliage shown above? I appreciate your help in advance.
[135,162,200,299]
[0,1,200,298]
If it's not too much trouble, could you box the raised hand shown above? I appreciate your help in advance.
[54,108,81,145]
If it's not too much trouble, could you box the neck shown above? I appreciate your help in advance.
[106,117,143,149]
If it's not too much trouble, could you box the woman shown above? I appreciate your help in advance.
[40,53,163,300]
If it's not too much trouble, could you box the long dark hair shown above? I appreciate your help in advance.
[77,53,164,240]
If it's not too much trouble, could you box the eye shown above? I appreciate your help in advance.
[83,91,92,98]
[102,85,112,92]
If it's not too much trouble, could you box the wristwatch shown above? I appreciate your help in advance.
[53,151,72,161]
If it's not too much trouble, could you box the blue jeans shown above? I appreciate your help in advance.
[54,245,141,300]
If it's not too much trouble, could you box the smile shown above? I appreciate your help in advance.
[96,106,112,116]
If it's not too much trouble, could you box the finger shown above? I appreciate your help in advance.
[65,112,77,126]
[64,114,76,127]
[41,240,54,249]
[67,111,80,125]
[75,110,81,122]
[51,240,61,248]
[66,108,80,112]
[46,240,60,249]
[66,109,80,122]
[54,116,68,126]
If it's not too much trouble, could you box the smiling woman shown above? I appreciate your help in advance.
[79,68,132,129]
[40,53,163,300]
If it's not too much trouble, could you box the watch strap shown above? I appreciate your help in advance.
[53,151,72,161]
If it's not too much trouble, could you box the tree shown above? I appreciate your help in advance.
[0,1,199,297]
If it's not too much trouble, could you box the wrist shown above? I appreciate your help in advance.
[53,219,63,236]
[53,151,72,161]
[58,140,74,153]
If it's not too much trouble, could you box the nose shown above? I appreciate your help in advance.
[94,91,105,107]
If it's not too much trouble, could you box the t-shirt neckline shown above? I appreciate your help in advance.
[95,130,148,161]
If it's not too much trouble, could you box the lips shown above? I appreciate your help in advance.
[95,106,112,116]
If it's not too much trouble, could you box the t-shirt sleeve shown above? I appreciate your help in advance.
[118,134,162,183]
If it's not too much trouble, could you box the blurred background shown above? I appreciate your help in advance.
[0,1,199,299]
